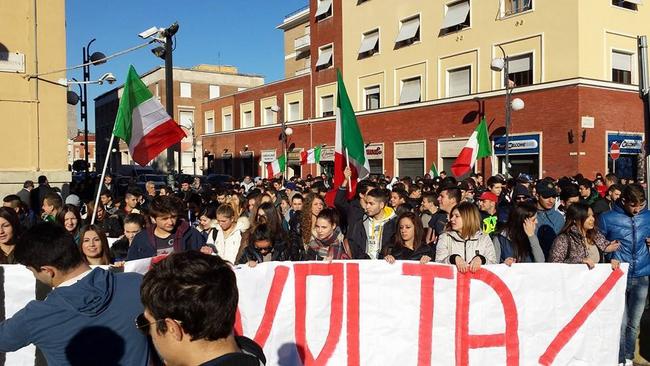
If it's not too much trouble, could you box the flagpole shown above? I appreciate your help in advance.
[91,134,115,224]
[345,148,352,194]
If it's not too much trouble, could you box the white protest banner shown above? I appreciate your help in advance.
[0,262,629,366]
[233,261,627,366]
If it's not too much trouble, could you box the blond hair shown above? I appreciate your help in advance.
[451,201,481,239]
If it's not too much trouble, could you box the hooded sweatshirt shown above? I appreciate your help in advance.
[0,268,149,366]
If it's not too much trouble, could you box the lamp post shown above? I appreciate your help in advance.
[81,39,106,174]
[140,22,179,184]
[491,46,525,177]
[271,105,293,180]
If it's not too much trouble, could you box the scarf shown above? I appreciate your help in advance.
[307,227,349,260]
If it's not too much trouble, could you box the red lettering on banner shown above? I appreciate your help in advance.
[346,263,360,366]
[233,265,290,347]
[456,269,519,366]
[295,263,345,366]
[538,268,624,366]
[402,263,455,366]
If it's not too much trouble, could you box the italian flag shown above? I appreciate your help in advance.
[113,65,186,166]
[300,146,322,165]
[429,162,439,177]
[267,155,286,177]
[333,70,369,199]
[451,117,492,177]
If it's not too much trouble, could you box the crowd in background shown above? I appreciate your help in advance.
[0,169,647,365]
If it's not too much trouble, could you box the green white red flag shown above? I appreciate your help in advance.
[429,162,439,177]
[333,70,369,199]
[267,155,286,177]
[113,65,186,166]
[451,117,492,177]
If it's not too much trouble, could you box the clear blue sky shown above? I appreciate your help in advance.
[65,0,308,131]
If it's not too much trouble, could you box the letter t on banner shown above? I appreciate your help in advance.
[455,269,520,366]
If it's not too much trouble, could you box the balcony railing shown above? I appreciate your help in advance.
[294,34,311,52]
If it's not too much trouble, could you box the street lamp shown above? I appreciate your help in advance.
[139,22,179,183]
[77,39,106,175]
[491,45,525,177]
[271,105,293,179]
[180,120,197,176]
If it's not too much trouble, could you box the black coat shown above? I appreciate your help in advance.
[347,215,398,259]
[334,188,364,233]
[387,243,436,261]
[236,241,291,264]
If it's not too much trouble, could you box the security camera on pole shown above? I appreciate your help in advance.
[139,22,179,186]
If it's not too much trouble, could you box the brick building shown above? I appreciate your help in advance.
[198,0,648,180]
[94,64,264,174]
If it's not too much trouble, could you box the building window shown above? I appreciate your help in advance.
[242,111,253,128]
[179,111,193,143]
[315,0,333,21]
[448,66,471,97]
[507,53,533,87]
[399,77,421,105]
[358,29,380,59]
[395,15,420,48]
[223,114,233,131]
[316,45,333,70]
[288,101,300,121]
[264,106,274,125]
[504,0,532,15]
[612,0,640,10]
[440,1,470,36]
[612,51,633,84]
[364,85,380,110]
[180,82,192,98]
[321,95,334,117]
[205,112,215,134]
[209,85,220,99]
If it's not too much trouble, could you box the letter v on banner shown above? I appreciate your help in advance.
[233,266,290,347]
[294,263,345,366]
[456,269,520,366]
[402,263,455,366]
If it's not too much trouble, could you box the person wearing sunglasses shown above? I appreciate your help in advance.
[0,223,150,365]
[236,223,290,267]
[139,251,266,366]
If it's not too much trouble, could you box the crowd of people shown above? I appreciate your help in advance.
[0,168,648,365]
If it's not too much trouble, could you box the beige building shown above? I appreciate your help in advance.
[341,0,648,110]
[278,6,311,78]
[0,0,69,197]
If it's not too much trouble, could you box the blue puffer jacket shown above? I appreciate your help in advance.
[598,202,650,278]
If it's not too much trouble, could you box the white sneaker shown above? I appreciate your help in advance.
[625,359,633,366]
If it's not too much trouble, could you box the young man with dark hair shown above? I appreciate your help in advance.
[534,179,565,257]
[347,188,397,259]
[127,195,206,260]
[16,180,33,209]
[100,190,117,215]
[577,179,609,216]
[428,185,461,238]
[419,191,438,229]
[605,183,623,210]
[0,223,150,365]
[389,188,408,208]
[140,251,265,365]
[599,184,650,365]
[335,166,379,233]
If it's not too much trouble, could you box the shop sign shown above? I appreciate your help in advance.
[607,134,643,154]
[320,147,335,162]
[240,151,253,158]
[261,151,276,163]
[493,134,540,156]
[365,144,383,159]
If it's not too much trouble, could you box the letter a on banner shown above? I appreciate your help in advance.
[455,269,520,366]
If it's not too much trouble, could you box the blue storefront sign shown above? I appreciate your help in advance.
[493,134,540,156]
[607,134,643,154]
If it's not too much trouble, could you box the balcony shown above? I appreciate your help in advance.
[294,34,311,53]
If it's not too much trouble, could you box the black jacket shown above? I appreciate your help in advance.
[334,188,364,233]
[387,243,436,261]
[427,210,449,237]
[347,212,398,259]
[236,241,291,264]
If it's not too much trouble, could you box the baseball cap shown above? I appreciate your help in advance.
[535,180,558,198]
[517,173,534,183]
[478,191,498,203]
